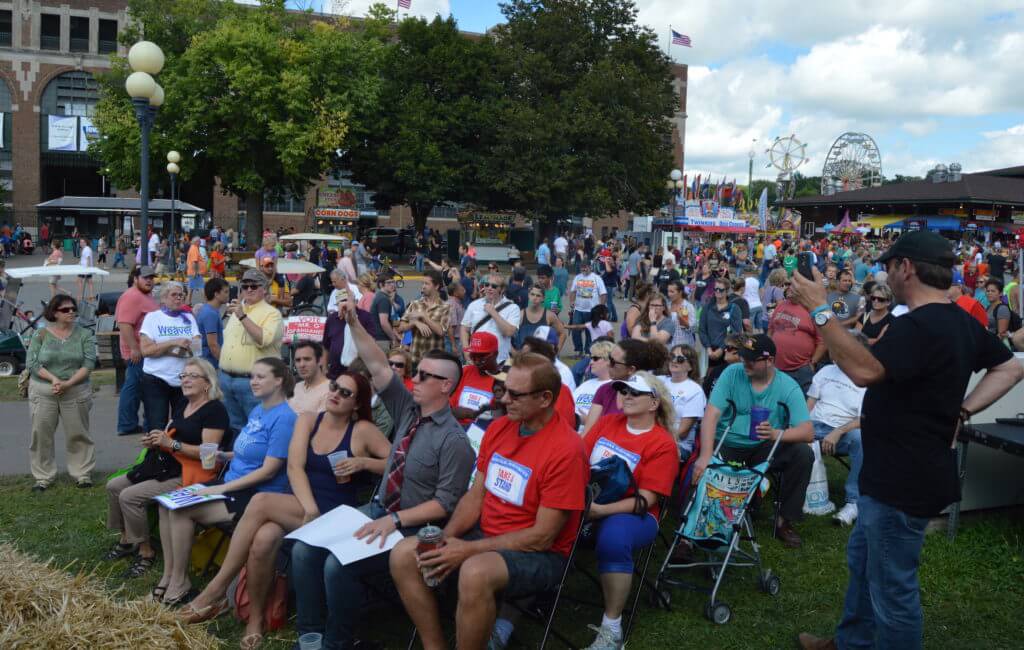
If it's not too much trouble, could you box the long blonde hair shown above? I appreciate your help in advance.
[633,370,678,437]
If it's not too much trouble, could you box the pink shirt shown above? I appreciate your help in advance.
[767,299,821,371]
[115,287,158,358]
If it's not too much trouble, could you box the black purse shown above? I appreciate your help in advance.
[126,448,181,484]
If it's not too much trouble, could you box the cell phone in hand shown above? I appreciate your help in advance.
[797,252,815,281]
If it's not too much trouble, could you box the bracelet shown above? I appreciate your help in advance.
[238,313,247,321]
[809,304,830,319]
[390,511,402,529]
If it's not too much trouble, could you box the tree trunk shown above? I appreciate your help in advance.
[411,202,432,238]
[245,192,264,251]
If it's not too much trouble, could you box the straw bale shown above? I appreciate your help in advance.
[0,543,219,649]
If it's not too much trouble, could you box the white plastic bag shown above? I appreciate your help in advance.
[803,440,836,515]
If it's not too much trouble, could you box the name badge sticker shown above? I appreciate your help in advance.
[485,452,532,507]
[589,437,641,471]
[458,386,493,411]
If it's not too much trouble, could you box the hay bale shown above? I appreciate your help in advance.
[0,543,219,649]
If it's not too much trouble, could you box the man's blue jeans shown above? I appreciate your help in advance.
[835,494,928,650]
[117,360,149,434]
[571,309,592,354]
[219,371,258,434]
[812,420,862,504]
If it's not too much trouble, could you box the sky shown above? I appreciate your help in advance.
[281,1,1024,184]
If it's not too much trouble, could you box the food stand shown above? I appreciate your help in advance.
[457,210,521,262]
[313,188,361,240]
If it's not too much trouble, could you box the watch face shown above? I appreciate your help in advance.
[815,311,830,325]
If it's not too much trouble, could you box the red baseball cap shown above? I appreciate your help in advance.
[465,331,499,354]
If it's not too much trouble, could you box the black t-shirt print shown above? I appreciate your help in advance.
[169,400,230,447]
[861,302,1012,517]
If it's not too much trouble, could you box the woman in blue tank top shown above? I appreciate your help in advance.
[178,371,390,644]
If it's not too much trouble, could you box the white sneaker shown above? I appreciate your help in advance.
[584,624,623,650]
[833,503,858,526]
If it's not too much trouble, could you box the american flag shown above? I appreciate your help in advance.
[671,29,692,47]
[398,0,412,8]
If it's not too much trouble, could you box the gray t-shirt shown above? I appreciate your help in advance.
[656,316,677,339]
[371,291,393,341]
[827,290,860,321]
[375,373,475,515]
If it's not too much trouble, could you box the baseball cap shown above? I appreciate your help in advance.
[465,331,499,354]
[241,269,269,286]
[737,334,776,361]
[611,374,658,396]
[536,264,553,278]
[532,325,560,346]
[875,230,956,268]
[137,265,157,278]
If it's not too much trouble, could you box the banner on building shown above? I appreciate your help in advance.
[48,115,78,151]
[79,117,99,152]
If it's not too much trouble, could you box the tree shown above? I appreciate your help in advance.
[478,0,678,223]
[90,0,383,246]
[344,12,501,235]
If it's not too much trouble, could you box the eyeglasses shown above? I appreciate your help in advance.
[724,346,738,353]
[416,369,450,383]
[649,303,665,309]
[714,287,727,293]
[505,387,548,401]
[328,382,355,398]
[482,282,503,289]
[870,296,889,303]
[608,357,629,367]
[240,283,261,291]
[389,361,406,369]
[615,385,654,398]
[178,372,206,381]
[56,306,78,314]
[168,292,185,299]
[671,355,691,364]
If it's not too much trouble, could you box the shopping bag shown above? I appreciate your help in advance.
[803,440,836,515]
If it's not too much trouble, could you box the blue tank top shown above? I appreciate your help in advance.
[514,309,547,348]
[304,413,359,515]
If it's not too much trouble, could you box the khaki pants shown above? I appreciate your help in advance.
[28,379,95,485]
[106,474,180,544]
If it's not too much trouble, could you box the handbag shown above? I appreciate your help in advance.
[19,329,47,398]
[590,455,647,515]
[126,447,181,484]
[233,564,289,632]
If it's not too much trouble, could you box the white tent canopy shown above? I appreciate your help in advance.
[239,258,324,274]
[279,233,349,242]
[7,265,111,278]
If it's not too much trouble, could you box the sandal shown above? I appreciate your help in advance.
[240,632,263,650]
[162,587,199,608]
[124,554,156,579]
[179,597,230,624]
[151,585,167,602]
[104,542,138,561]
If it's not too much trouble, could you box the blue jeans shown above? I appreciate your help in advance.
[835,494,928,650]
[116,360,150,433]
[415,253,425,272]
[595,512,659,574]
[571,309,592,354]
[813,420,862,504]
[112,252,126,268]
[605,293,618,322]
[219,371,258,434]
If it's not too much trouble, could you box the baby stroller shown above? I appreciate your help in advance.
[654,400,787,624]
[378,255,405,288]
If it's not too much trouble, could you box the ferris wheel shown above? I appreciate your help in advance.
[821,132,883,195]
[765,135,808,179]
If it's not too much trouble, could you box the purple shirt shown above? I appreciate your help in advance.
[591,381,621,416]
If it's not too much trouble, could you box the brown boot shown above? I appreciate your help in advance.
[796,632,837,649]
[776,519,803,548]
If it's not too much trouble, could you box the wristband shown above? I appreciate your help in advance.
[390,511,402,529]
[238,312,247,321]
[809,304,830,320]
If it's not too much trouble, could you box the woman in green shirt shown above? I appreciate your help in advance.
[27,295,96,491]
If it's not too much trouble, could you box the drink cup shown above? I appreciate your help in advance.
[199,443,219,470]
[416,525,445,587]
[298,632,323,650]
[749,406,771,441]
[328,450,350,484]
[190,336,202,357]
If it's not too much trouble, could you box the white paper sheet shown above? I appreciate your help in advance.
[152,484,227,510]
[284,504,403,565]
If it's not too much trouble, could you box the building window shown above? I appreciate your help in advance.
[70,16,89,53]
[264,190,305,214]
[98,19,117,54]
[41,71,99,117]
[41,14,61,51]
[429,205,457,220]
[0,11,12,48]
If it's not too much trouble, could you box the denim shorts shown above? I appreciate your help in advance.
[464,528,567,599]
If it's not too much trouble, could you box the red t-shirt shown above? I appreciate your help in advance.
[451,365,497,424]
[114,287,158,358]
[555,384,577,428]
[768,299,822,371]
[583,414,679,520]
[476,412,588,556]
[956,295,989,328]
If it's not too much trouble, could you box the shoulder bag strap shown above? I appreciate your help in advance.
[473,301,513,333]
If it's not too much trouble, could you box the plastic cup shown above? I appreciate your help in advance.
[298,632,323,650]
[749,406,771,441]
[328,450,349,484]
[199,443,219,470]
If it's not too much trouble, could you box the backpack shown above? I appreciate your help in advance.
[1008,307,1022,333]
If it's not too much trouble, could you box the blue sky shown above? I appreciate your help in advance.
[294,1,1024,183]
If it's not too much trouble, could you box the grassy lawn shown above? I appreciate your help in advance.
[0,368,114,401]
[1,462,1021,649]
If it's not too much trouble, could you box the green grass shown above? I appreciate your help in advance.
[0,368,114,401]
[1,462,1021,649]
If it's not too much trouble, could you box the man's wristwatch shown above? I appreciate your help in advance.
[238,312,248,321]
[390,511,402,529]
[171,440,182,452]
[810,304,834,327]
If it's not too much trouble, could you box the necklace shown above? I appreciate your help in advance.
[47,326,73,343]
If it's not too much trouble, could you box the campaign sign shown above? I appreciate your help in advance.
[285,316,326,342]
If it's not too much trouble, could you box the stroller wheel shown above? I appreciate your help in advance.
[760,572,781,596]
[650,587,671,609]
[705,601,731,625]
[396,279,405,288]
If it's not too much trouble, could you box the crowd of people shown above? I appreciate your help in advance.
[20,224,1024,650]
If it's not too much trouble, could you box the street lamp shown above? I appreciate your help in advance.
[748,139,757,203]
[166,151,181,270]
[124,40,165,267]
[667,168,685,249]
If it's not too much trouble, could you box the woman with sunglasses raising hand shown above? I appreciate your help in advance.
[855,283,894,345]
[26,295,96,491]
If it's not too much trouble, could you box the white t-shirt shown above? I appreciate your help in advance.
[807,364,865,429]
[554,358,577,391]
[573,378,610,418]
[148,233,160,256]
[461,298,522,362]
[743,277,762,309]
[327,284,363,313]
[586,320,613,341]
[139,309,200,386]
[553,236,569,255]
[569,273,607,312]
[660,376,706,450]
[79,245,94,268]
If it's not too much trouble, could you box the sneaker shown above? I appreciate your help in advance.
[833,503,858,526]
[584,624,623,650]
[487,627,507,650]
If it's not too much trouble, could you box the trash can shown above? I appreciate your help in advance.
[63,238,73,252]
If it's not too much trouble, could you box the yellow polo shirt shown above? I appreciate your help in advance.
[219,299,284,374]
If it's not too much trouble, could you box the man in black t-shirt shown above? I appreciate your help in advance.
[987,247,1006,281]
[371,276,399,351]
[790,230,1022,650]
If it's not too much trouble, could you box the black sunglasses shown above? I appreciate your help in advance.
[240,283,261,290]
[714,287,727,293]
[505,387,548,401]
[482,282,504,289]
[56,306,78,313]
[590,355,607,362]
[608,357,629,367]
[328,382,354,398]
[671,355,690,364]
[389,361,406,369]
[870,296,889,302]
[724,346,738,353]
[615,385,653,398]
[416,370,449,383]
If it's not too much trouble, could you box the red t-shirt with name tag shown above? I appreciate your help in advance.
[582,414,680,520]
[476,411,588,556]
[450,365,497,425]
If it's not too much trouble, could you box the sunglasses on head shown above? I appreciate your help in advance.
[56,306,77,313]
[328,382,354,398]
[416,369,449,383]
[616,385,653,398]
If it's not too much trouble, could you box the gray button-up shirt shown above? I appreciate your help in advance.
[375,373,475,514]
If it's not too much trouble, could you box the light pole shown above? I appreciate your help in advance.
[124,40,165,267]
[748,138,757,208]
[166,151,180,271]
[666,168,684,250]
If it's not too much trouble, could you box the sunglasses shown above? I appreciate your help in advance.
[328,382,355,398]
[608,357,629,367]
[714,287,727,293]
[240,283,261,290]
[870,296,889,303]
[671,355,691,364]
[505,387,548,401]
[616,385,653,398]
[724,346,738,353]
[482,282,504,289]
[590,355,608,362]
[389,361,406,369]
[56,306,78,313]
[178,372,206,381]
[416,369,449,383]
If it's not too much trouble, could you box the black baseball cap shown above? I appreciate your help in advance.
[737,334,776,361]
[875,230,956,268]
